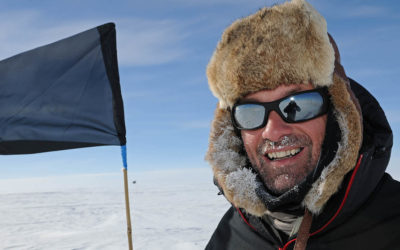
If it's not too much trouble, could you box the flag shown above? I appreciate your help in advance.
[0,23,126,154]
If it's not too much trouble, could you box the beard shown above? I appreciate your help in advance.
[251,134,320,195]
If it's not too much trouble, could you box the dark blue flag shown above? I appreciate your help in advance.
[0,23,126,154]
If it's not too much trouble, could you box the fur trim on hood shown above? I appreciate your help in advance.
[206,0,363,216]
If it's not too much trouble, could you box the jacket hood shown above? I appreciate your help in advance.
[206,0,363,216]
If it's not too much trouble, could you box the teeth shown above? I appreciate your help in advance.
[267,148,301,160]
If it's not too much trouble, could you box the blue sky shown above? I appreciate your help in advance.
[0,0,399,180]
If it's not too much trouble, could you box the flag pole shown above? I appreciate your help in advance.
[121,145,133,250]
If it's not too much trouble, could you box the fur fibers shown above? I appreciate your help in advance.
[207,0,335,108]
[206,106,267,216]
[303,74,362,214]
[206,0,362,217]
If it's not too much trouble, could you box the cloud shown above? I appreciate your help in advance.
[384,110,400,125]
[145,0,283,6]
[349,68,399,78]
[310,1,392,19]
[387,155,400,181]
[0,11,100,60]
[345,5,388,18]
[177,120,211,129]
[332,24,400,62]
[115,18,188,66]
[0,11,188,66]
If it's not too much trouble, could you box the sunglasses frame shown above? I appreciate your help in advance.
[231,87,330,130]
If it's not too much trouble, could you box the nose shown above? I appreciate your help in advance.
[261,111,293,141]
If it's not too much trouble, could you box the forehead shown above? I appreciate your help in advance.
[242,84,315,103]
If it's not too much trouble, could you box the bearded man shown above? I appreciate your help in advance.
[205,0,400,249]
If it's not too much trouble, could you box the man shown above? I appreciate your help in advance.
[205,0,400,249]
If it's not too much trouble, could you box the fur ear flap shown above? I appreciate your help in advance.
[206,106,267,216]
[303,74,362,214]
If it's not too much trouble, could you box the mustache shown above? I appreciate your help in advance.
[257,135,311,153]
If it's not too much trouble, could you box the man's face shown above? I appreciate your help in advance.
[241,84,327,195]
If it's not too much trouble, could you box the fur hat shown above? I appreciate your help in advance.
[206,0,363,216]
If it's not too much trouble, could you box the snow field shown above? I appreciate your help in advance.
[0,168,229,250]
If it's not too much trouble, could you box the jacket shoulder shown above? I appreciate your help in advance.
[309,174,400,249]
[206,206,277,250]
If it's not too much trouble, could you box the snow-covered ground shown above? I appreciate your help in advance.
[0,168,229,250]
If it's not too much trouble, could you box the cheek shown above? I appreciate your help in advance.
[241,130,262,161]
[306,116,327,154]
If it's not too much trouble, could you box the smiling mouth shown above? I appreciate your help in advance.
[266,148,303,161]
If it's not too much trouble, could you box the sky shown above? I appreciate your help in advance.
[0,0,399,181]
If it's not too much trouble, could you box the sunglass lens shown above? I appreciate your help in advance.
[278,92,324,122]
[234,104,265,129]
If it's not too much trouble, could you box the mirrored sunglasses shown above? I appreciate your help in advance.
[231,88,329,130]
